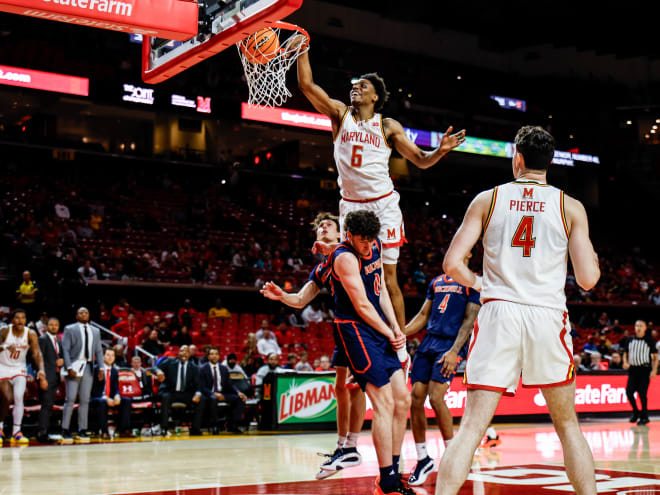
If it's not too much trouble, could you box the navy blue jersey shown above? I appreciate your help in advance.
[330,239,386,324]
[309,257,333,292]
[425,275,481,339]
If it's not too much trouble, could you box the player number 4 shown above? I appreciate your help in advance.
[511,216,536,257]
[438,294,450,313]
[351,145,363,167]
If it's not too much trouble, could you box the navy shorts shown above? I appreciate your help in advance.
[331,345,350,368]
[410,335,456,385]
[334,320,401,391]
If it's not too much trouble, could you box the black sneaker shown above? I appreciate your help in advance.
[638,417,650,426]
[60,430,73,445]
[375,478,419,494]
[75,431,90,444]
[629,414,639,423]
[408,456,436,486]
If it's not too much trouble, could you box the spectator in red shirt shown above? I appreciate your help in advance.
[315,354,333,372]
[111,298,131,322]
[271,250,284,272]
[273,322,294,350]
[111,312,138,338]
[193,322,212,347]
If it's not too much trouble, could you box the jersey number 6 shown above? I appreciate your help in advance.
[351,145,363,167]
[511,216,536,257]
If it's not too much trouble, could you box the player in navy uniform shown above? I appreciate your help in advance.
[404,254,480,486]
[260,212,365,479]
[328,210,414,495]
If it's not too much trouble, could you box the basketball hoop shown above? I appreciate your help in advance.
[237,21,310,108]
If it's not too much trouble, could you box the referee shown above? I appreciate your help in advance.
[623,320,658,425]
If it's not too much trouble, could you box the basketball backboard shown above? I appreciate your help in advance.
[142,0,303,84]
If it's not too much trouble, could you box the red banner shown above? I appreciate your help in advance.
[364,373,660,419]
[0,0,197,40]
[0,64,88,95]
[241,102,332,131]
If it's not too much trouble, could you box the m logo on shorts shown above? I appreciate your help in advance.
[523,188,534,199]
[387,228,396,239]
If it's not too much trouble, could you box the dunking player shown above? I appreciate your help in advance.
[327,210,415,495]
[403,254,480,486]
[296,42,466,329]
[0,308,47,444]
[261,212,366,479]
[434,126,600,495]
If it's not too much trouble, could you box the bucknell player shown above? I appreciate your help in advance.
[435,126,600,495]
[295,38,466,331]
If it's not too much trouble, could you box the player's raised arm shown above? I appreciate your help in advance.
[564,194,600,290]
[334,252,395,340]
[443,190,492,288]
[296,46,346,127]
[386,119,466,170]
[260,280,321,309]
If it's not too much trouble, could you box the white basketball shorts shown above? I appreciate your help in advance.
[339,190,405,264]
[465,300,575,396]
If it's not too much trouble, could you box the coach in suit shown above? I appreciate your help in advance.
[155,345,205,435]
[61,307,104,443]
[200,346,247,434]
[90,348,121,439]
[37,317,64,443]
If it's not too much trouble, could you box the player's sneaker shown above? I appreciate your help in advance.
[374,477,419,494]
[480,435,502,449]
[0,430,5,442]
[407,456,435,486]
[10,431,29,445]
[319,447,362,471]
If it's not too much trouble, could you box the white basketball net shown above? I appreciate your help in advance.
[237,25,309,108]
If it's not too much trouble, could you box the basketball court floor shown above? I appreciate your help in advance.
[2,418,658,494]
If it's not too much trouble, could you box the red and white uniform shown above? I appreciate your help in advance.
[0,325,29,380]
[466,180,575,394]
[334,110,404,263]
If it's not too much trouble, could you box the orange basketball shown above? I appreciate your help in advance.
[243,28,280,64]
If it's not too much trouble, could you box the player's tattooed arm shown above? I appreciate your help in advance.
[439,302,480,377]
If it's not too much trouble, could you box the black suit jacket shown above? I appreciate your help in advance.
[38,333,62,385]
[200,363,239,399]
[91,365,120,399]
[158,358,200,394]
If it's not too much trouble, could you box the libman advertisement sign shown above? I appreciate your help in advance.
[277,374,337,424]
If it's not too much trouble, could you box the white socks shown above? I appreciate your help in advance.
[337,434,347,449]
[486,426,497,439]
[12,424,21,435]
[344,432,359,448]
[415,442,428,461]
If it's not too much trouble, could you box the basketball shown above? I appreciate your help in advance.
[243,28,280,64]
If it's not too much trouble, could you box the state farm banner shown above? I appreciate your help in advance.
[276,374,337,425]
[0,0,197,40]
[362,373,660,420]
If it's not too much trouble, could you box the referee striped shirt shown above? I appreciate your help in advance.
[625,335,657,367]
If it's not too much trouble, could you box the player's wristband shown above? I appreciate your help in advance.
[471,275,483,292]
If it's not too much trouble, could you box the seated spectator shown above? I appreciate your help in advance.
[113,344,128,368]
[143,329,165,357]
[295,351,314,372]
[200,347,247,434]
[98,304,113,327]
[597,312,612,330]
[583,335,598,353]
[257,328,281,356]
[154,346,205,436]
[156,319,172,345]
[193,322,212,347]
[172,325,193,347]
[588,352,602,370]
[222,353,248,379]
[609,351,624,370]
[255,353,282,398]
[112,298,131,322]
[301,302,324,324]
[89,349,121,439]
[315,354,332,372]
[288,309,306,328]
[178,299,196,328]
[77,260,98,281]
[118,355,155,437]
[273,322,295,349]
[188,344,200,365]
[597,336,611,356]
[283,353,298,370]
[312,357,321,370]
[208,298,231,319]
[111,312,138,338]
[255,319,271,340]
[573,354,589,373]
[240,333,260,376]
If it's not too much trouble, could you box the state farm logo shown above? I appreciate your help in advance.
[122,83,154,105]
[279,379,336,423]
[533,383,627,407]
